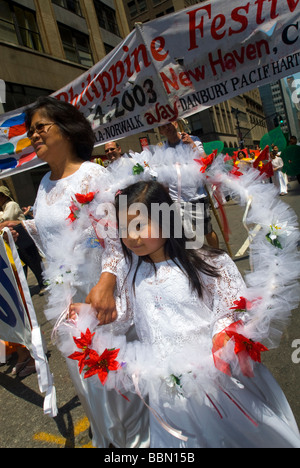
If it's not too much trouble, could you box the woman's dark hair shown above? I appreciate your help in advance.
[25,96,95,161]
[115,180,222,298]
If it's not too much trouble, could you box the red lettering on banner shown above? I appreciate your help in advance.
[56,42,153,106]
[160,65,205,94]
[151,36,169,61]
[255,0,269,25]
[109,61,126,97]
[188,66,206,82]
[229,5,250,35]
[160,68,181,93]
[211,14,226,40]
[286,0,300,13]
[188,4,212,50]
[95,72,112,102]
[270,0,279,19]
[187,0,298,50]
[132,44,152,73]
[144,101,179,124]
[209,40,270,75]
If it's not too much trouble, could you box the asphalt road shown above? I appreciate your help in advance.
[0,180,300,449]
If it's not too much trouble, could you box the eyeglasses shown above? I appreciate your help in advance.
[27,122,56,140]
[105,147,118,153]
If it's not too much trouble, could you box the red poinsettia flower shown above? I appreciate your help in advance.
[230,165,243,177]
[67,211,77,223]
[73,328,95,350]
[84,348,120,385]
[230,297,248,311]
[75,192,96,205]
[194,150,217,173]
[66,201,80,223]
[68,350,89,374]
[225,321,268,363]
[68,328,95,373]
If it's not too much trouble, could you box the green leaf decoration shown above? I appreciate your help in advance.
[260,126,287,152]
[203,141,224,155]
[266,232,283,250]
[280,145,300,176]
[133,163,144,175]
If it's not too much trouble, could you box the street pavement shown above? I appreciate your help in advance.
[0,180,300,449]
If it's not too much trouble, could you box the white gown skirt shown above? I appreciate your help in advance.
[66,359,149,448]
[149,364,300,448]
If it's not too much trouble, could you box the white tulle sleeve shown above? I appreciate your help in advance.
[201,253,247,337]
[22,218,45,257]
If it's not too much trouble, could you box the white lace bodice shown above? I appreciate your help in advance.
[24,161,123,300]
[122,253,246,360]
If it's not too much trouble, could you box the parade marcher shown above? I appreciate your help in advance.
[288,136,300,184]
[271,146,288,196]
[235,150,253,172]
[158,120,219,249]
[17,96,149,448]
[110,180,300,448]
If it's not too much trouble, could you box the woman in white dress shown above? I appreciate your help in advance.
[271,146,288,195]
[106,180,299,448]
[9,97,149,448]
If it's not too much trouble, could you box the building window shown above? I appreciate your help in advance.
[4,83,52,112]
[58,24,93,67]
[127,0,148,18]
[93,1,121,37]
[52,0,82,16]
[0,0,43,52]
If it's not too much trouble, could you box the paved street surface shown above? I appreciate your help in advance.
[1,180,300,449]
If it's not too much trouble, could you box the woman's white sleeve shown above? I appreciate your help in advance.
[209,254,247,337]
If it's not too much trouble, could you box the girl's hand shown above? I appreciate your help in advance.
[85,272,117,325]
[68,303,83,321]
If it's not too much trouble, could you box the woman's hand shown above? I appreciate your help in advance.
[0,222,20,243]
[85,272,117,325]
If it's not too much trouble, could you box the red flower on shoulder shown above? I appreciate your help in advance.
[75,192,96,204]
[230,297,248,312]
[194,150,217,173]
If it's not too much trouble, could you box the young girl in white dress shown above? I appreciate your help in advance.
[109,179,300,448]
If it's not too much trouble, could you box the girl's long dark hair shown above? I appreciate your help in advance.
[115,180,222,298]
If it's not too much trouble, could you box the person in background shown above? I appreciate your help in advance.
[271,146,288,196]
[104,141,123,163]
[288,136,300,184]
[158,120,219,249]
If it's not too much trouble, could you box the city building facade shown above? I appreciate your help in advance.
[0,0,158,203]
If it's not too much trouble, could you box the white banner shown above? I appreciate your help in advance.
[0,0,300,177]
[0,236,32,349]
[0,232,57,417]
